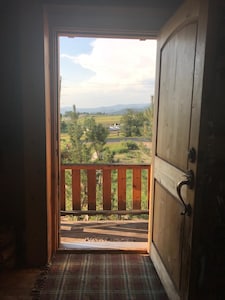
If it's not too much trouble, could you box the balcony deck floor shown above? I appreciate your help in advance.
[59,217,148,251]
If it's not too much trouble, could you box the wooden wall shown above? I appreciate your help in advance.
[190,1,225,298]
[19,0,49,266]
[1,0,48,266]
[1,2,26,264]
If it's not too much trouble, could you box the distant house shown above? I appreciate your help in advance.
[109,123,120,131]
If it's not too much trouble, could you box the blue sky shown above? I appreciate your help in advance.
[60,37,157,108]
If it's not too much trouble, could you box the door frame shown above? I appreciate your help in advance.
[44,3,170,256]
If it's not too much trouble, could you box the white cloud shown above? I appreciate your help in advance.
[60,38,157,107]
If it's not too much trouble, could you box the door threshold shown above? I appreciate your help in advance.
[58,241,148,253]
[57,249,148,254]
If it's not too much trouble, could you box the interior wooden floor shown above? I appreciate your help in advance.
[59,218,149,251]
[0,267,40,299]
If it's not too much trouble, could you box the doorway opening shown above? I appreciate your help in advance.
[58,36,157,250]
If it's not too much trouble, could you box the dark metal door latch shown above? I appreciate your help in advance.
[176,170,194,216]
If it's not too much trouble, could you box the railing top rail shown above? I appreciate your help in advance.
[61,163,151,170]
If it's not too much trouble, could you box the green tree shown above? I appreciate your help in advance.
[143,105,154,139]
[120,107,153,139]
[120,110,134,136]
[83,117,110,161]
[120,109,144,137]
[61,105,91,163]
[60,120,68,133]
[61,112,115,164]
[68,121,85,163]
[64,104,79,120]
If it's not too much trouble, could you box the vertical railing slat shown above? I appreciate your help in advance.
[133,168,141,209]
[72,169,81,210]
[61,169,65,210]
[148,165,151,209]
[87,169,96,210]
[118,168,126,210]
[103,169,111,210]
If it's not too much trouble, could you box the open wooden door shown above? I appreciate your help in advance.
[149,0,208,299]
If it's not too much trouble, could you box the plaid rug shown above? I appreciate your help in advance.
[32,253,168,300]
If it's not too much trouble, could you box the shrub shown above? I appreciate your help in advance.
[126,141,139,150]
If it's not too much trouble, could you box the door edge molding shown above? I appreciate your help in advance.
[151,243,180,300]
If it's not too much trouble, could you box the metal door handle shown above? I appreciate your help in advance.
[176,170,194,216]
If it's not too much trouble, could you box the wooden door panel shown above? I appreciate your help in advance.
[157,23,198,171]
[149,1,205,298]
[153,181,184,291]
[154,157,187,202]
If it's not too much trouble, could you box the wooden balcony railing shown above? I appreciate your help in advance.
[61,164,151,216]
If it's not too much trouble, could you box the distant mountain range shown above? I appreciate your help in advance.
[61,103,150,115]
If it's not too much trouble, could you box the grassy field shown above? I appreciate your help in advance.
[107,141,151,164]
[78,114,122,127]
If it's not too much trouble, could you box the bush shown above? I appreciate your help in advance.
[118,148,129,154]
[126,141,139,150]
